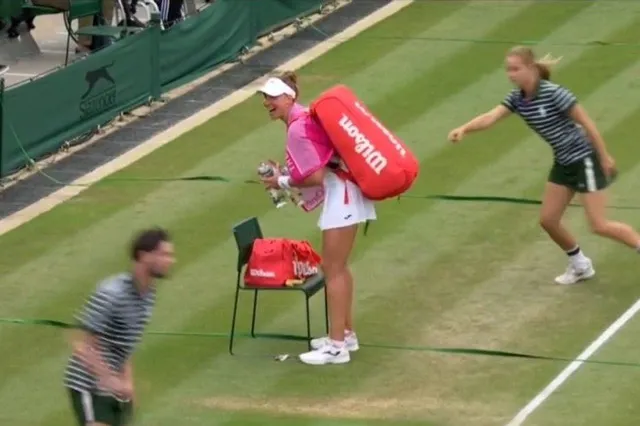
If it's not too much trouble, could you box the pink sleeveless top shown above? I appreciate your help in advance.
[285,103,335,212]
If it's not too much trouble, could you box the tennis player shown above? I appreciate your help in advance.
[64,228,175,425]
[258,72,376,365]
[448,46,640,285]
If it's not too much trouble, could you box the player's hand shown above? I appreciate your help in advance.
[99,374,124,395]
[119,379,135,402]
[266,159,281,170]
[98,373,131,400]
[261,175,280,189]
[602,153,617,178]
[448,127,466,143]
[260,159,281,189]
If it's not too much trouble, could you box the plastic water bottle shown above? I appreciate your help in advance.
[257,163,287,208]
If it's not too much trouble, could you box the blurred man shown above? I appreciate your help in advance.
[64,228,175,426]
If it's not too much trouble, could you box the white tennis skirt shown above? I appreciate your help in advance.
[317,171,377,231]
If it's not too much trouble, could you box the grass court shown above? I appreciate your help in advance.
[3,1,640,425]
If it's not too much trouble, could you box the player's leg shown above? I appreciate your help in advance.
[299,224,358,365]
[300,173,375,365]
[578,154,640,250]
[539,182,577,246]
[581,191,640,248]
[542,163,594,284]
[311,248,359,353]
[343,194,375,348]
[344,265,355,336]
[322,226,358,347]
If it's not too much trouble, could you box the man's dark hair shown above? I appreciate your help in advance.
[131,227,170,260]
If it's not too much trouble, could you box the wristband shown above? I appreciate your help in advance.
[277,175,292,190]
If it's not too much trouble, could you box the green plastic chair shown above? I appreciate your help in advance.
[228,217,329,355]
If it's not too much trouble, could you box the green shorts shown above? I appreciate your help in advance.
[68,388,133,426]
[548,152,610,193]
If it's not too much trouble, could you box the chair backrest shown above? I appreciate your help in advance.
[68,0,101,20]
[232,217,263,272]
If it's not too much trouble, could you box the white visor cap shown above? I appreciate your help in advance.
[257,77,296,98]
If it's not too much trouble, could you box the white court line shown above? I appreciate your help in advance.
[506,298,640,426]
[6,73,36,77]
[0,0,413,236]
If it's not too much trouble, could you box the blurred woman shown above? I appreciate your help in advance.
[448,46,640,285]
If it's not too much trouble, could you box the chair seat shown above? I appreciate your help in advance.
[22,5,62,16]
[76,25,143,38]
[244,273,325,297]
[75,25,123,37]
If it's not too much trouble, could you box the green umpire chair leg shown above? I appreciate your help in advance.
[250,289,258,338]
[305,295,312,350]
[229,286,241,355]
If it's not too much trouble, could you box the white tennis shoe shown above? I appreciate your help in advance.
[299,343,350,365]
[555,259,596,285]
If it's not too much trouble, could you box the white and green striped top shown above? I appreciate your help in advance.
[502,80,593,165]
[64,273,156,394]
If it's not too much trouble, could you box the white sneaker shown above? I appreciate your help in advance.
[299,343,350,365]
[310,333,359,352]
[554,259,596,285]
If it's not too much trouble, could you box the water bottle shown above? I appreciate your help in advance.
[257,162,287,208]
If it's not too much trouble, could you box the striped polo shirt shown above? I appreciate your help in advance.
[502,80,592,165]
[64,273,156,394]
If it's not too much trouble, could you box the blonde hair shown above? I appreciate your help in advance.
[278,71,299,99]
[507,46,563,81]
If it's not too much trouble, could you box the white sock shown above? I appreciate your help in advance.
[331,339,345,349]
[345,329,356,338]
[567,246,588,265]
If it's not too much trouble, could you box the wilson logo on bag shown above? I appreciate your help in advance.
[244,238,322,287]
[310,85,419,201]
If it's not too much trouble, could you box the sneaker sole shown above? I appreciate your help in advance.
[555,269,596,285]
[298,355,351,365]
